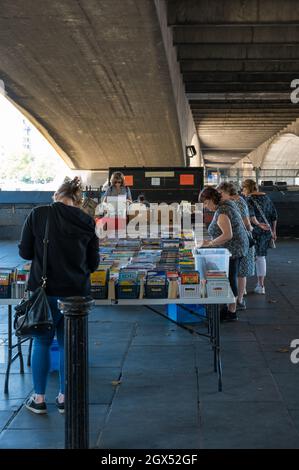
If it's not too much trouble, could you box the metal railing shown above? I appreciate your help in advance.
[205,168,299,187]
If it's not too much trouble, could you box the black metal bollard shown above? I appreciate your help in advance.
[58,296,94,449]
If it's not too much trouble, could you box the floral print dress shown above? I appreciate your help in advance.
[247,194,277,257]
[234,197,255,277]
[208,200,249,258]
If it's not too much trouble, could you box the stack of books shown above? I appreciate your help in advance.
[157,250,179,272]
[0,270,12,298]
[146,270,168,298]
[141,239,162,250]
[90,270,108,287]
[179,249,195,272]
[118,269,139,286]
[205,270,227,280]
[146,270,167,286]
[161,239,180,250]
[180,272,199,285]
[90,269,109,299]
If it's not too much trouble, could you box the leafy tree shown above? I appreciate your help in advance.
[0,151,57,184]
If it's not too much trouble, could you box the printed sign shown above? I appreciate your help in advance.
[180,174,194,185]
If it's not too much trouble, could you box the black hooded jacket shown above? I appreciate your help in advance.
[18,202,99,296]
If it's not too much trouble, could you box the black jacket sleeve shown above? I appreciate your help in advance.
[87,232,99,273]
[18,209,35,260]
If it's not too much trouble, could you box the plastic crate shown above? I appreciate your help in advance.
[90,285,108,299]
[194,248,230,279]
[11,282,26,299]
[119,271,138,281]
[206,280,230,298]
[117,284,140,299]
[179,284,201,299]
[0,285,11,299]
[167,304,206,323]
[145,284,168,299]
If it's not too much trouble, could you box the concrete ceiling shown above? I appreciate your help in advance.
[0,0,184,169]
[167,0,299,168]
[2,0,299,172]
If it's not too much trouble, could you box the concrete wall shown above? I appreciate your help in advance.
[0,192,53,240]
[0,205,34,240]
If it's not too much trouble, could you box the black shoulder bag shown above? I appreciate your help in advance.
[14,207,54,337]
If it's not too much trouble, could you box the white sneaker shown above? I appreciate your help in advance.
[254,285,265,295]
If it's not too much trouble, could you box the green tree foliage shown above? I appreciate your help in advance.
[0,151,57,184]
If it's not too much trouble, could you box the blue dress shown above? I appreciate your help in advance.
[247,194,277,257]
[208,200,249,258]
[233,197,255,277]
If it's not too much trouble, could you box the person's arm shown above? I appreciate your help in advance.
[102,188,109,203]
[87,232,100,273]
[272,220,277,240]
[243,216,253,231]
[250,216,270,231]
[269,199,278,239]
[203,214,232,247]
[126,187,132,203]
[18,210,35,260]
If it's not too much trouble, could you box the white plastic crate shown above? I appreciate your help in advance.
[206,280,230,298]
[179,283,201,299]
[194,248,230,279]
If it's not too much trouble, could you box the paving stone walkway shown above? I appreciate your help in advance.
[0,240,299,449]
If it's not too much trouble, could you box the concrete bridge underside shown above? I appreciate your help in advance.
[1,0,299,171]
[167,0,299,169]
[0,0,185,170]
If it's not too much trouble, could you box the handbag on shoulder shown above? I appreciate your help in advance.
[14,207,53,337]
[233,204,256,248]
[251,198,276,249]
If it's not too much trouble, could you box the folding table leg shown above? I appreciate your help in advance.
[4,305,13,394]
[214,304,222,392]
[17,337,24,374]
[27,338,33,367]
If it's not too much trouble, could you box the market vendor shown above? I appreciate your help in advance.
[99,172,132,236]
[102,171,132,203]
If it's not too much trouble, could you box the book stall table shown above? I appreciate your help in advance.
[0,288,234,394]
[1,236,233,393]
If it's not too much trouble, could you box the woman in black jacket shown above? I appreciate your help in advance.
[18,177,99,414]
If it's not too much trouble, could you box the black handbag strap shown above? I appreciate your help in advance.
[41,206,50,287]
[251,197,274,237]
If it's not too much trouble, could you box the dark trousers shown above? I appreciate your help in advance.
[229,257,241,297]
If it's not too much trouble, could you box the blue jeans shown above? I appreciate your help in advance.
[31,296,64,395]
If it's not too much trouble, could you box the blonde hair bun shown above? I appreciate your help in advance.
[55,176,83,206]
